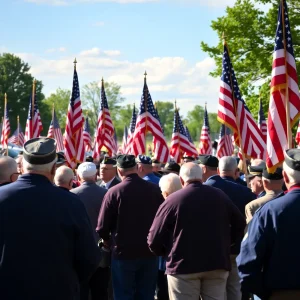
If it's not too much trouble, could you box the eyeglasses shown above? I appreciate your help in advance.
[10,172,21,182]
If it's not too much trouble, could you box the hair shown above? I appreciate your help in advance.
[283,162,300,185]
[180,162,202,183]
[22,157,57,173]
[159,173,182,195]
[219,156,237,172]
[54,166,74,186]
[0,156,18,182]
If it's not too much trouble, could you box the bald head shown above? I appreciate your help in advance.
[179,162,202,186]
[0,156,18,184]
[54,166,74,190]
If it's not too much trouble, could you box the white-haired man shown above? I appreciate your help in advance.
[0,156,19,187]
[0,138,100,300]
[72,162,108,300]
[159,173,182,199]
[237,149,300,299]
[54,165,74,191]
[148,162,245,300]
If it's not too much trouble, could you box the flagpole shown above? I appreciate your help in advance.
[17,115,20,147]
[175,100,181,163]
[223,34,248,180]
[31,79,36,140]
[281,0,292,148]
[143,71,149,154]
[101,77,107,156]
[4,93,8,156]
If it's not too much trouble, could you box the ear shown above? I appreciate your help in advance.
[51,164,56,176]
[77,174,81,181]
[217,167,220,175]
[69,179,73,189]
[283,170,289,185]
[180,176,184,186]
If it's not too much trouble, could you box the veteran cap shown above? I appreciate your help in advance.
[198,155,219,168]
[247,165,265,179]
[160,161,180,174]
[285,149,300,171]
[182,155,195,161]
[23,138,57,165]
[152,158,161,165]
[77,162,97,177]
[136,155,152,165]
[101,156,117,165]
[56,151,66,165]
[116,154,137,169]
[262,167,283,180]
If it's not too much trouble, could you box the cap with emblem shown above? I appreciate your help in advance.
[101,157,117,166]
[56,152,66,165]
[285,149,300,171]
[182,155,195,161]
[116,154,137,169]
[152,158,160,165]
[77,162,97,178]
[23,138,57,165]
[247,165,265,179]
[136,155,152,165]
[262,168,283,180]
[160,161,180,174]
[198,155,219,168]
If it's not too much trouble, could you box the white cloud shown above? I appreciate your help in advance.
[103,50,121,56]
[16,47,220,116]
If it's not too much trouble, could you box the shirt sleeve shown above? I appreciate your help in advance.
[236,208,274,298]
[147,201,174,256]
[96,191,117,241]
[74,200,101,283]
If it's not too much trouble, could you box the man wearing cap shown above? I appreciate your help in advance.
[99,157,120,189]
[237,149,300,299]
[0,138,100,300]
[0,156,19,187]
[182,155,195,164]
[97,154,164,300]
[160,161,180,176]
[137,155,160,185]
[248,160,266,198]
[71,162,108,300]
[152,159,163,178]
[245,168,283,223]
[204,156,255,300]
[198,155,219,182]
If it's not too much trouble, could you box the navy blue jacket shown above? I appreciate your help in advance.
[205,175,256,254]
[0,174,100,300]
[237,189,300,298]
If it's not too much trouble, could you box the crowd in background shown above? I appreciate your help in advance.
[0,137,300,300]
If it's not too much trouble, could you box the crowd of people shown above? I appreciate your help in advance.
[0,137,299,300]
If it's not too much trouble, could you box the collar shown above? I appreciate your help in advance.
[221,176,236,182]
[124,173,139,180]
[102,177,115,188]
[143,173,155,179]
[284,184,300,194]
[18,173,51,184]
[0,182,11,187]
[186,181,202,187]
[205,174,220,182]
[58,186,70,192]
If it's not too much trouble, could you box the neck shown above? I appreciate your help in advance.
[184,180,201,187]
[219,172,235,179]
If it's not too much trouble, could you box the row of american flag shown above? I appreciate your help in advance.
[1,0,300,172]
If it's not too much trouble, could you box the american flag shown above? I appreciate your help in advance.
[199,105,212,155]
[258,98,267,159]
[112,130,118,156]
[131,74,169,163]
[8,117,25,147]
[47,108,64,152]
[125,104,137,154]
[0,117,2,144]
[267,0,300,171]
[83,117,92,152]
[216,124,234,158]
[170,107,198,163]
[24,87,43,142]
[296,120,300,148]
[93,79,115,158]
[121,126,128,154]
[218,42,266,160]
[1,96,10,150]
[185,125,198,154]
[64,64,85,169]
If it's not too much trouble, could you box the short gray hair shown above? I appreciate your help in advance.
[159,173,182,195]
[283,161,300,185]
[22,157,57,173]
[180,162,202,183]
[219,156,237,172]
[54,166,74,186]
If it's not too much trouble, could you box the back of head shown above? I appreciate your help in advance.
[180,162,202,185]
[0,156,18,184]
[54,166,74,188]
[219,156,237,174]
[77,162,97,182]
[159,173,182,197]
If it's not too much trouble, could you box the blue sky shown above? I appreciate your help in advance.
[0,0,235,115]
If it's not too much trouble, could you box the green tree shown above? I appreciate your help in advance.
[0,53,45,132]
[155,101,174,139]
[200,0,300,117]
[81,81,125,131]
[43,88,71,132]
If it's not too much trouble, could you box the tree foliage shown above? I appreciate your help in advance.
[0,53,44,131]
[201,0,300,118]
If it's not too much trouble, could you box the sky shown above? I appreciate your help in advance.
[0,0,236,116]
